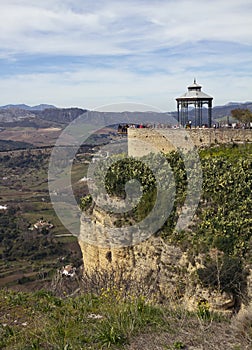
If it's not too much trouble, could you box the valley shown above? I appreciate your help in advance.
[0,104,251,349]
[0,143,95,290]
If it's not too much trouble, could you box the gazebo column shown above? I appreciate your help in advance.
[177,101,180,124]
[194,102,197,127]
[208,100,212,127]
[199,101,202,127]
[184,102,189,125]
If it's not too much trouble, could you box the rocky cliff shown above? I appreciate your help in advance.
[78,130,252,313]
[78,204,246,313]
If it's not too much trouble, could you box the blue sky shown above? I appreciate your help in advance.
[0,0,251,111]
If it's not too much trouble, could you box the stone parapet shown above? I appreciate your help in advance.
[128,128,252,157]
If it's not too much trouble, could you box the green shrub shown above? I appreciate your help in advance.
[80,194,93,210]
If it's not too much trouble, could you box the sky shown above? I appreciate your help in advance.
[0,0,251,111]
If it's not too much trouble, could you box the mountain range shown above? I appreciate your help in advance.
[0,104,57,111]
[0,101,251,128]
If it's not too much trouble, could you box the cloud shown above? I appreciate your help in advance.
[0,0,251,109]
[1,62,251,111]
[0,0,251,56]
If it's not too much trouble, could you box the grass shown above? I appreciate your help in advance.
[0,287,249,350]
[232,303,252,344]
[0,289,165,349]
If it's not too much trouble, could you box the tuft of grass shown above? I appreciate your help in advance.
[172,341,186,349]
[196,299,211,321]
[95,289,166,347]
[232,303,252,344]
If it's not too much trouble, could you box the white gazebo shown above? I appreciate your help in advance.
[176,79,213,127]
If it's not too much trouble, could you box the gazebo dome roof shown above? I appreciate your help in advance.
[187,79,202,90]
[176,79,213,101]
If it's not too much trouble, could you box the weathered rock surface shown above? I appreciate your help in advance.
[78,205,248,312]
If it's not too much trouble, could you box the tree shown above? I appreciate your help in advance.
[231,108,252,124]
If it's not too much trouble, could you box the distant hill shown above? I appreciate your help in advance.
[212,101,252,119]
[0,102,251,128]
[0,104,57,111]
[77,110,176,127]
[35,107,87,124]
[73,102,252,126]
[0,107,87,128]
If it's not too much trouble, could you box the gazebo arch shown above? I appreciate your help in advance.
[176,79,213,127]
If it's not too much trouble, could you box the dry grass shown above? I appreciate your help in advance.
[0,127,62,146]
[231,303,252,345]
[125,321,249,350]
[0,269,252,350]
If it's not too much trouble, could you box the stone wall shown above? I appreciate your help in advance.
[128,128,252,157]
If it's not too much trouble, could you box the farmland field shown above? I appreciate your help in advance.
[0,145,91,290]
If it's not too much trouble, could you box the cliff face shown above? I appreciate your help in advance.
[78,206,243,312]
[78,129,252,311]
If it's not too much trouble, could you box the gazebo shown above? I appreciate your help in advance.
[176,79,213,127]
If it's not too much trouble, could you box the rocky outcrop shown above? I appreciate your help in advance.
[78,205,247,312]
[78,128,252,311]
